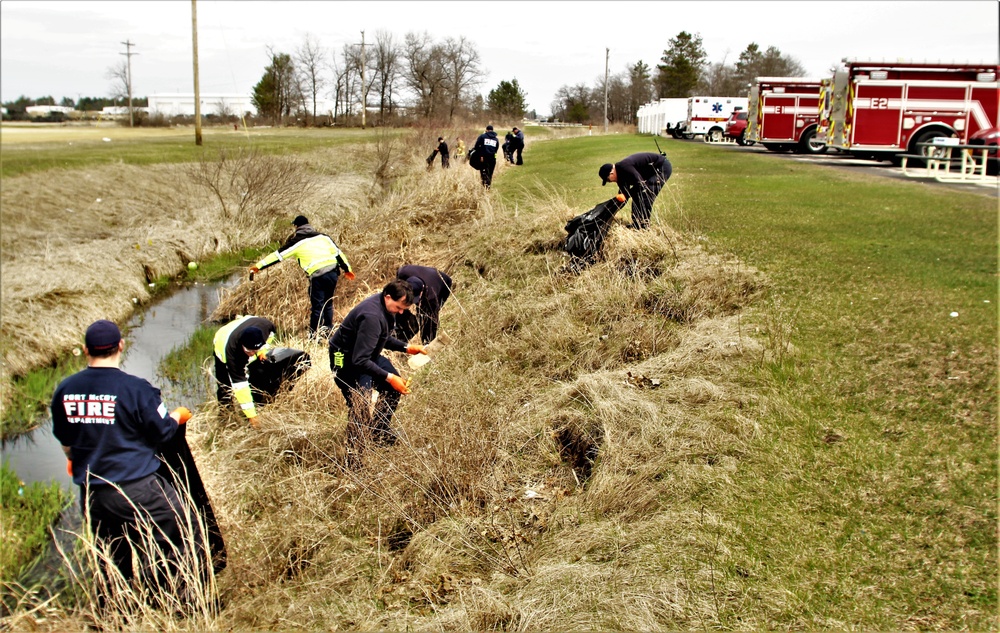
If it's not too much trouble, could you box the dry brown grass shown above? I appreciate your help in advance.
[172,153,774,630]
[4,129,775,630]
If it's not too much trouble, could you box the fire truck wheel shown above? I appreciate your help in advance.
[798,128,828,155]
[911,129,950,156]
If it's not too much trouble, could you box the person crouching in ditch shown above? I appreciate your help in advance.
[213,315,277,429]
[328,279,428,461]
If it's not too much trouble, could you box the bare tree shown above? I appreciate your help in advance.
[371,30,400,123]
[441,36,484,122]
[105,59,130,110]
[296,33,326,126]
[402,31,447,120]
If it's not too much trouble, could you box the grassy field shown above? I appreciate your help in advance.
[1,126,995,630]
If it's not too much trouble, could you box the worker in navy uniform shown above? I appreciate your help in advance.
[510,126,525,165]
[328,279,427,453]
[598,152,673,230]
[472,124,501,189]
[393,264,453,345]
[251,216,355,339]
[51,320,201,589]
[213,315,277,429]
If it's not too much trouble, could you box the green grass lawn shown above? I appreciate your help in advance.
[502,136,997,627]
[0,126,390,178]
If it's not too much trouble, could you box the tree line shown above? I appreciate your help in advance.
[252,30,531,127]
[550,32,807,124]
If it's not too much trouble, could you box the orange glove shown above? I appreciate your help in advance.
[406,344,427,355]
[615,193,626,203]
[344,271,356,280]
[171,407,192,424]
[386,373,410,394]
[249,266,260,274]
[67,460,73,477]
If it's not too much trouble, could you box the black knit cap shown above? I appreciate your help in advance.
[292,215,309,227]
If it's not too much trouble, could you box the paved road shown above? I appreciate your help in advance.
[709,142,999,198]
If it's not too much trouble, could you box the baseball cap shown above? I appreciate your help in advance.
[486,125,494,131]
[292,215,309,227]
[238,326,266,350]
[405,276,425,297]
[85,320,121,353]
[599,163,613,186]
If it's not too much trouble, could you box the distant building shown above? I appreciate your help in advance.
[26,105,75,117]
[147,93,256,117]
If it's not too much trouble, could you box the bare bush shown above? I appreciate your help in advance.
[187,147,314,232]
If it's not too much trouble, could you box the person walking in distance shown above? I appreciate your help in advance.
[328,279,428,455]
[213,315,277,429]
[598,152,673,230]
[51,320,203,590]
[473,124,500,189]
[393,264,453,345]
[250,215,355,339]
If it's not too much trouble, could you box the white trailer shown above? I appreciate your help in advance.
[637,98,689,136]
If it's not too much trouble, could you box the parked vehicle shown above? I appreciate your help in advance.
[683,96,748,141]
[746,77,826,154]
[967,126,999,175]
[817,59,999,162]
[724,109,752,145]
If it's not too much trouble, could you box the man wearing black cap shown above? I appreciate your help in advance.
[472,124,500,189]
[393,264,453,345]
[511,126,525,165]
[598,152,673,230]
[51,320,200,588]
[213,315,277,428]
[251,216,355,339]
[329,279,427,455]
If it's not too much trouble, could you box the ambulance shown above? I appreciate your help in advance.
[817,58,999,161]
[746,77,826,153]
[682,96,748,141]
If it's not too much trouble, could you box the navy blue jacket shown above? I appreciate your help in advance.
[613,152,668,200]
[329,292,407,379]
[52,366,179,486]
[474,130,500,156]
[396,265,452,316]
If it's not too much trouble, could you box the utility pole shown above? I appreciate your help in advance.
[120,39,137,127]
[604,48,609,134]
[191,0,202,145]
[353,30,367,129]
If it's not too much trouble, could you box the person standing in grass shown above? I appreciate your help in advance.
[454,137,466,163]
[393,264,453,345]
[510,126,525,165]
[328,279,427,454]
[250,215,355,339]
[51,319,201,588]
[598,152,673,230]
[213,315,277,429]
[473,124,500,189]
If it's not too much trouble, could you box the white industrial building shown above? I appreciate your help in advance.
[147,93,256,117]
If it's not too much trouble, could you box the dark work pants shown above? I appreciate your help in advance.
[331,355,401,449]
[479,155,497,189]
[309,269,340,337]
[630,159,673,230]
[512,143,523,165]
[84,472,203,587]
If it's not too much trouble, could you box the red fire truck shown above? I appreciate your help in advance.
[746,77,826,154]
[817,59,999,161]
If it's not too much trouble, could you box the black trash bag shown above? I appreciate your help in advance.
[563,197,627,270]
[157,424,227,573]
[248,347,311,404]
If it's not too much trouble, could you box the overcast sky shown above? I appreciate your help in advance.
[2,0,997,115]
